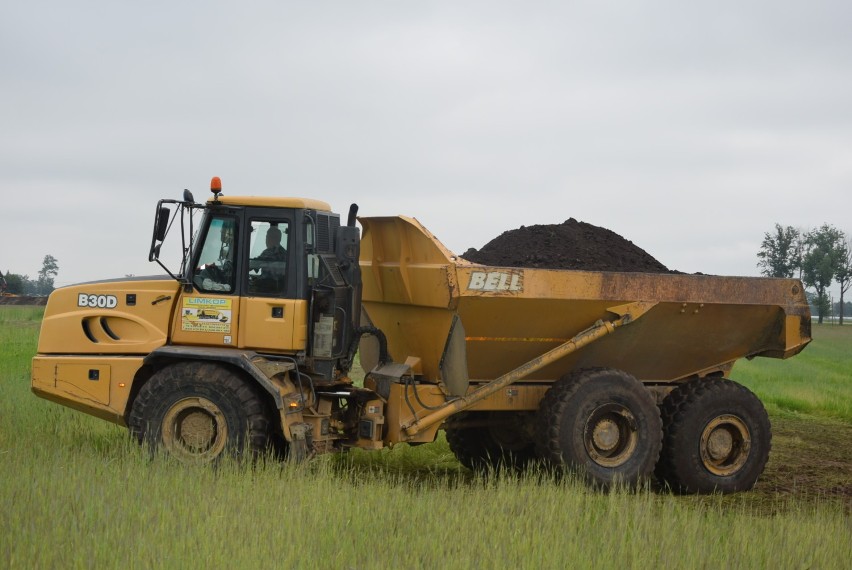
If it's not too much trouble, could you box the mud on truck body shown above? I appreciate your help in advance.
[32,178,811,493]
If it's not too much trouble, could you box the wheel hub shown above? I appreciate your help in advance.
[179,409,217,450]
[584,404,638,468]
[592,418,620,452]
[706,427,734,461]
[161,397,228,462]
[700,414,751,476]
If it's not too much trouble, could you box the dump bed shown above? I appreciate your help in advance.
[358,216,811,391]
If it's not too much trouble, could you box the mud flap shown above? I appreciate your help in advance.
[439,315,469,396]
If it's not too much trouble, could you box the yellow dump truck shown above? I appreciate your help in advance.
[32,179,811,493]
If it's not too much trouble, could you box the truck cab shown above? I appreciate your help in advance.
[158,192,361,383]
[33,180,384,462]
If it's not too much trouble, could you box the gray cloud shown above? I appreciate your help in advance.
[1,1,850,291]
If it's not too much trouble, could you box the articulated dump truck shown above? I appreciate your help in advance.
[32,180,811,493]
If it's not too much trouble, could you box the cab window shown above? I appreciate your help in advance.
[247,220,289,296]
[193,216,237,293]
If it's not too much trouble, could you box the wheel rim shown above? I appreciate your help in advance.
[161,397,228,462]
[699,414,751,476]
[583,403,639,468]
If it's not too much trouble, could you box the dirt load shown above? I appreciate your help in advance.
[462,218,676,274]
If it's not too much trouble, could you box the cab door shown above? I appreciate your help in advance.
[171,214,242,347]
[237,215,308,353]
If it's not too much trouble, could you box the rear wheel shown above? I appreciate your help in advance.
[128,361,270,463]
[445,412,537,471]
[536,368,662,488]
[656,377,771,494]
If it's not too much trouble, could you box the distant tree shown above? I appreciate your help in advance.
[792,230,807,280]
[835,234,851,325]
[757,224,801,278]
[36,254,59,296]
[802,225,845,324]
[3,272,34,294]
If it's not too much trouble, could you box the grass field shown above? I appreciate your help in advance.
[1,306,850,568]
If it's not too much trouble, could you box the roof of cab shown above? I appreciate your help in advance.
[207,195,332,212]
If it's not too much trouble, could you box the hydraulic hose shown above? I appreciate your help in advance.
[341,326,389,373]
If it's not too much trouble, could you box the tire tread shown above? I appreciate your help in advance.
[128,361,270,460]
[655,376,771,493]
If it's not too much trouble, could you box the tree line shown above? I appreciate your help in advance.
[757,224,851,324]
[1,255,60,296]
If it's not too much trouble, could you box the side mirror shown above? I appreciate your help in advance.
[149,204,172,262]
[148,198,192,284]
[155,206,170,241]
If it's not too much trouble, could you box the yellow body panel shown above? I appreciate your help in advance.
[34,277,312,422]
[210,195,331,211]
[384,383,445,444]
[464,384,548,411]
[37,279,179,355]
[32,356,145,425]
[237,297,308,352]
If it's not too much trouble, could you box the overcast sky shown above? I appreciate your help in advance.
[2,1,850,295]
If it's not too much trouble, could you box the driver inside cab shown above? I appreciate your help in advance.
[249,225,287,294]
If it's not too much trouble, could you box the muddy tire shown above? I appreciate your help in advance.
[128,361,270,463]
[656,377,771,494]
[536,368,662,488]
[445,412,537,471]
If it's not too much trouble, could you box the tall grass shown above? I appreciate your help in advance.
[3,454,849,568]
[1,307,850,568]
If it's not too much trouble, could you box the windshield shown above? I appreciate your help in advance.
[192,216,237,293]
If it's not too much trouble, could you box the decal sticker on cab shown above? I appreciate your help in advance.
[181,297,233,333]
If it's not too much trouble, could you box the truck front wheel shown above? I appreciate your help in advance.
[128,361,270,463]
[536,368,662,488]
[655,377,771,494]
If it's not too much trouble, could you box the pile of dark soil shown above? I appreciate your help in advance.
[461,218,675,274]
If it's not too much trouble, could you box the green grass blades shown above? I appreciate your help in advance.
[736,325,852,422]
[1,307,850,568]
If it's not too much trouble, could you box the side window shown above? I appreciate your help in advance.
[247,220,289,296]
[193,216,237,293]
